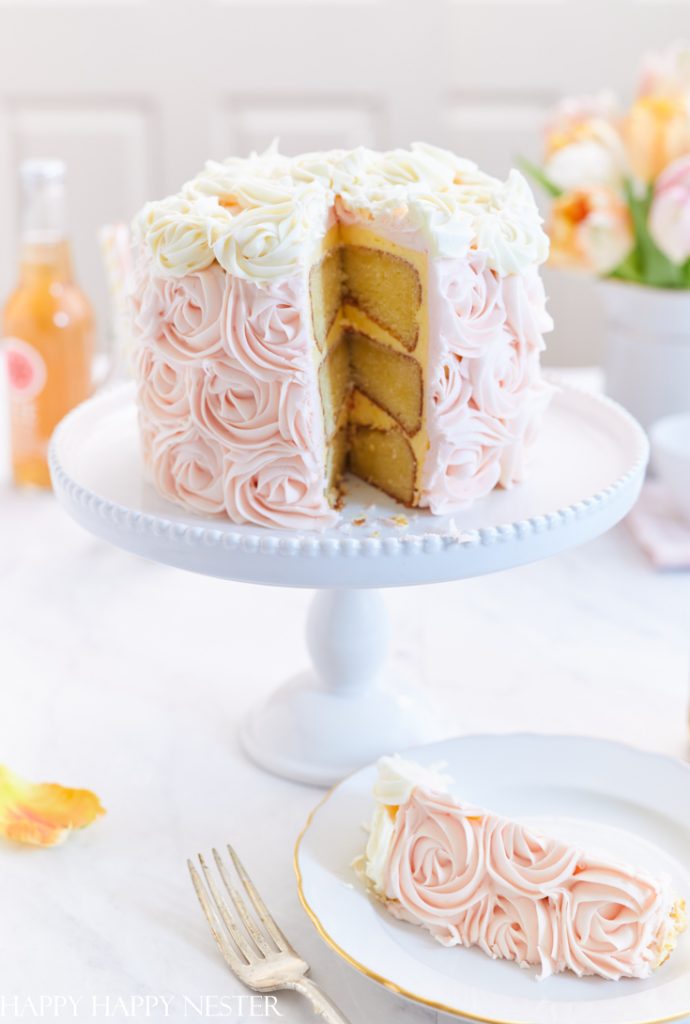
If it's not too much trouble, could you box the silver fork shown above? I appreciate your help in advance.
[188,845,352,1023]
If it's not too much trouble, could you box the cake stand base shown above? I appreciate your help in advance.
[241,590,441,786]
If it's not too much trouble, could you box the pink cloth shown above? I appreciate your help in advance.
[627,480,690,570]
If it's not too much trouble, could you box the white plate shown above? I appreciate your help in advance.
[295,735,690,1023]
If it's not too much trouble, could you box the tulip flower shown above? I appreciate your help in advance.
[649,155,690,265]
[545,124,628,192]
[542,94,628,193]
[544,92,620,155]
[638,40,690,100]
[548,186,634,275]
[625,94,690,182]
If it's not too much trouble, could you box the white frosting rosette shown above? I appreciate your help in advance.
[212,183,330,282]
[134,143,549,285]
[470,170,550,275]
[135,195,229,277]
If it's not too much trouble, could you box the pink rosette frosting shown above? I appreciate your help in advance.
[223,446,336,530]
[423,359,510,512]
[424,429,504,513]
[136,344,191,428]
[137,409,157,470]
[502,266,553,352]
[376,779,681,980]
[221,275,310,380]
[462,335,535,423]
[150,424,225,516]
[132,258,226,363]
[384,791,487,935]
[498,380,553,489]
[189,357,309,453]
[482,894,557,970]
[485,818,580,897]
[132,252,335,529]
[556,863,676,980]
[439,253,511,360]
[422,253,553,513]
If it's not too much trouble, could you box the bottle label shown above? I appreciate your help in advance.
[3,337,47,400]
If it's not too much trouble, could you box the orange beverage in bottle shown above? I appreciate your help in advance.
[3,159,94,487]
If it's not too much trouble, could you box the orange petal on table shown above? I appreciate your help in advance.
[0,765,105,847]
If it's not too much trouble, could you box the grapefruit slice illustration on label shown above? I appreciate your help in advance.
[3,337,47,400]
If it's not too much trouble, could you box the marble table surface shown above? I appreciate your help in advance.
[1,372,689,1024]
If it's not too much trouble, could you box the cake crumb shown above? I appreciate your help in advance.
[351,516,367,526]
[380,514,409,528]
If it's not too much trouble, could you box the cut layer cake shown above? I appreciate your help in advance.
[131,144,553,529]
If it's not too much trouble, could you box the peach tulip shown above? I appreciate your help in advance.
[544,92,619,156]
[543,94,628,192]
[548,187,634,275]
[625,94,690,182]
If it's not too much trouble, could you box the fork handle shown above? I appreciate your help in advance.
[289,978,352,1023]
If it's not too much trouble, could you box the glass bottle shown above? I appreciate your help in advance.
[3,159,94,487]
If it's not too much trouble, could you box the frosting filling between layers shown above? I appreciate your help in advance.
[359,755,687,981]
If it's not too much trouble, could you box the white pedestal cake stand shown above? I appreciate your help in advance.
[49,380,648,786]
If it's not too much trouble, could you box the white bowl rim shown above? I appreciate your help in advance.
[649,412,690,459]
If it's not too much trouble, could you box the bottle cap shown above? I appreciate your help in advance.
[20,158,65,183]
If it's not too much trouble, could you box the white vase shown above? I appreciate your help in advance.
[598,279,690,430]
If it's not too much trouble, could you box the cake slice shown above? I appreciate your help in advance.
[358,756,686,980]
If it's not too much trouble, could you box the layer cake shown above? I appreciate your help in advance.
[131,144,553,529]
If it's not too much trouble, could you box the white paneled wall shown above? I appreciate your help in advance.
[0,0,688,363]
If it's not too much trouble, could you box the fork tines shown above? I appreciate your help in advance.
[188,844,291,971]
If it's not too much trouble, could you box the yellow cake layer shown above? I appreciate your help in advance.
[348,329,423,436]
[342,245,421,351]
[325,426,348,507]
[349,425,417,506]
